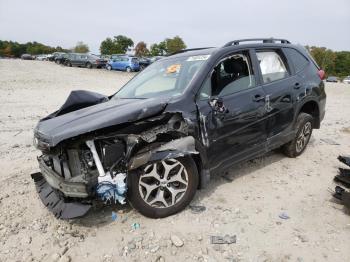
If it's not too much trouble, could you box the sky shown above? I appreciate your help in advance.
[0,0,349,53]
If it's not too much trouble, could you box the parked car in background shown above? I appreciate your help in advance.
[343,76,350,84]
[150,56,164,63]
[326,76,338,82]
[138,57,151,70]
[21,54,33,60]
[48,52,65,61]
[65,53,107,68]
[54,53,69,65]
[36,54,48,61]
[106,55,140,72]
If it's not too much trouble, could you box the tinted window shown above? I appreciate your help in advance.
[199,51,256,99]
[256,51,289,84]
[284,48,309,73]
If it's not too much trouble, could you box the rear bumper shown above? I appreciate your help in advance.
[31,172,91,219]
[37,156,89,198]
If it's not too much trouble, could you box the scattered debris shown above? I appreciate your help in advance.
[279,212,290,220]
[131,223,140,230]
[334,169,350,188]
[338,155,350,167]
[332,156,350,210]
[13,130,23,137]
[320,138,340,145]
[111,211,118,221]
[210,234,236,244]
[189,205,206,214]
[170,234,184,247]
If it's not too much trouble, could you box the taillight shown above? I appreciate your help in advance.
[318,69,325,80]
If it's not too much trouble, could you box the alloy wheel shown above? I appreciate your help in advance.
[296,122,312,153]
[138,159,189,208]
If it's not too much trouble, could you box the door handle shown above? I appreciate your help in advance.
[253,94,265,102]
[294,82,301,89]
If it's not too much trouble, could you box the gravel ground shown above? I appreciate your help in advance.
[0,59,349,262]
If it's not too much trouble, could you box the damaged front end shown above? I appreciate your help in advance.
[32,98,197,219]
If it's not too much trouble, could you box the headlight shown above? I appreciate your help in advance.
[33,137,50,151]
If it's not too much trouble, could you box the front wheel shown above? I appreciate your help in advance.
[282,113,313,158]
[126,67,131,73]
[128,156,199,218]
[86,62,92,69]
[106,65,112,71]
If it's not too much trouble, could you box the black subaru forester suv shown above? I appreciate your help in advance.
[32,38,326,219]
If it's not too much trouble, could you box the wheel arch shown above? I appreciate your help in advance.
[128,134,207,189]
[297,100,320,129]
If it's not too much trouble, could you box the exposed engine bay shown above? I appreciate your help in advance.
[31,90,200,219]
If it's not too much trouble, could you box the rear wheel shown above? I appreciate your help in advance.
[282,113,313,158]
[128,156,198,218]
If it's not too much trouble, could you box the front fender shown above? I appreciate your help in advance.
[128,136,199,170]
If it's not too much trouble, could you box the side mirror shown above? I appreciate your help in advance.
[209,96,226,113]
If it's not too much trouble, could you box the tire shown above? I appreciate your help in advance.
[282,113,313,158]
[126,67,131,73]
[86,62,92,69]
[128,156,199,218]
[140,65,145,71]
[67,62,72,67]
[106,65,112,71]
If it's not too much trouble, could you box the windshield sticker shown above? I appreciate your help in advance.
[187,55,211,61]
[166,64,181,74]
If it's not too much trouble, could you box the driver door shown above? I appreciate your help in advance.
[196,50,268,170]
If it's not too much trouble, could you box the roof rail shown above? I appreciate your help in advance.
[223,38,291,47]
[167,47,214,56]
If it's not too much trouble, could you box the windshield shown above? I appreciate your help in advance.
[113,55,209,99]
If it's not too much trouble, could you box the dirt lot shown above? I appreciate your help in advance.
[0,59,349,262]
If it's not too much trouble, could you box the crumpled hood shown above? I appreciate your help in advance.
[35,96,168,147]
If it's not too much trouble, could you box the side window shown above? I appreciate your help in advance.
[256,50,289,84]
[198,51,256,99]
[283,48,309,73]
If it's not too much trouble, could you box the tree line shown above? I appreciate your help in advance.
[99,35,186,57]
[306,46,350,78]
[1,37,349,77]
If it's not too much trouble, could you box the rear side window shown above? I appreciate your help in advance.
[283,48,309,73]
[256,51,289,84]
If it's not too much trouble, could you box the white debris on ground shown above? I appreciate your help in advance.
[0,59,349,261]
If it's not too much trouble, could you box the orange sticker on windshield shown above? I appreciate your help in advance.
[166,64,181,74]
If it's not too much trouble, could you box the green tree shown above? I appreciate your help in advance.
[165,36,186,54]
[134,41,149,57]
[307,46,336,75]
[99,35,134,55]
[149,36,186,56]
[149,41,167,56]
[100,37,115,55]
[73,41,89,53]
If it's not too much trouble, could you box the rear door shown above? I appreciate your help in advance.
[254,49,296,143]
[196,49,268,170]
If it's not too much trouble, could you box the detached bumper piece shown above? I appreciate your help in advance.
[332,155,350,209]
[31,172,91,219]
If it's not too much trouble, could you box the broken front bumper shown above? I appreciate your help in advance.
[37,156,89,198]
[31,172,91,219]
